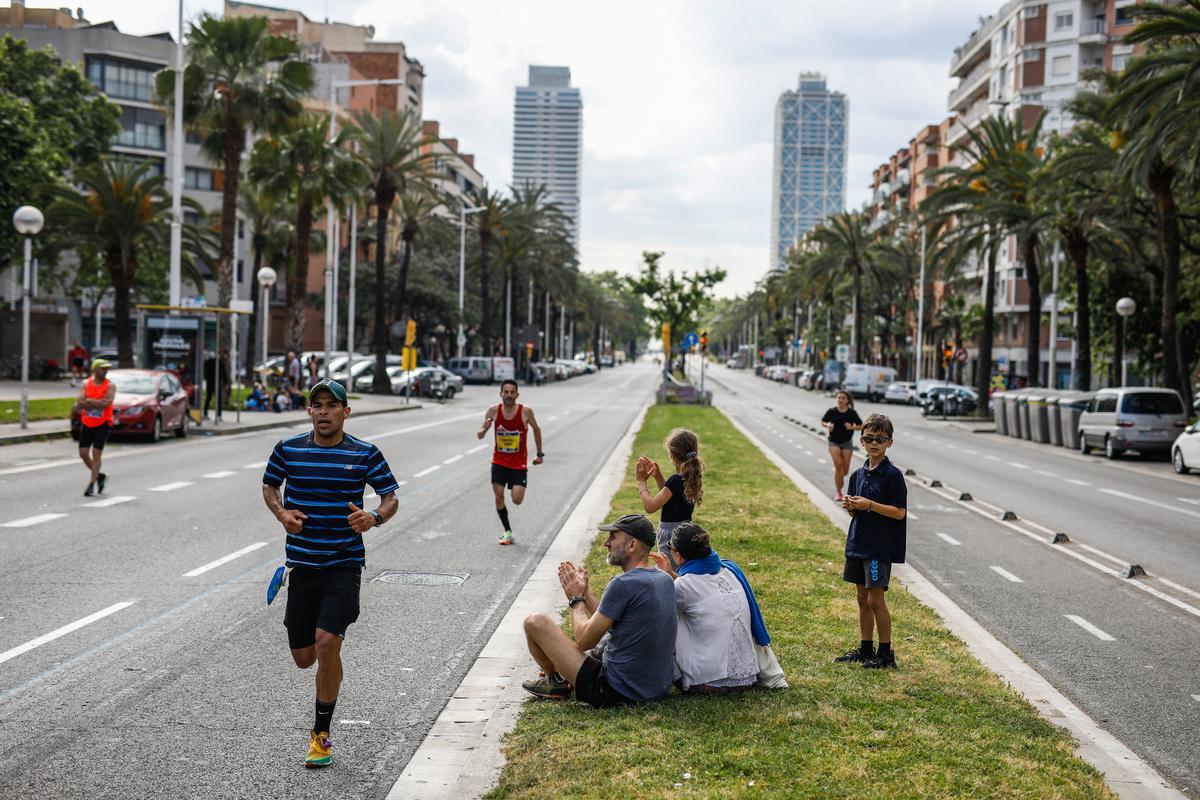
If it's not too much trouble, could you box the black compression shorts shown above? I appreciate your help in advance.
[284,565,363,649]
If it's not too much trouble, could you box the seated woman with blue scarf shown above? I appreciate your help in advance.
[650,522,775,695]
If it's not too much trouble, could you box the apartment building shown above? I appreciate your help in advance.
[421,121,484,206]
[513,66,584,250]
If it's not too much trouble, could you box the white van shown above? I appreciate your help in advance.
[491,357,515,383]
[446,356,492,384]
[843,363,898,401]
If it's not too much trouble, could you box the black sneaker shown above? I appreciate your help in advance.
[97,473,107,495]
[862,651,897,670]
[84,483,95,497]
[834,646,873,664]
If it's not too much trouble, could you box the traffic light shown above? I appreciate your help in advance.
[700,330,708,354]
[942,343,953,361]
[405,318,417,347]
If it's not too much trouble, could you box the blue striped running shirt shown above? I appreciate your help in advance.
[263,431,399,568]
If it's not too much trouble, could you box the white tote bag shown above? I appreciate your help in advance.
[755,644,788,689]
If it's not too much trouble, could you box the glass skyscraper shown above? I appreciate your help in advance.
[770,72,848,270]
[512,66,583,250]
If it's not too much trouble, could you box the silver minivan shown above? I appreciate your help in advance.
[446,356,493,385]
[1078,388,1187,459]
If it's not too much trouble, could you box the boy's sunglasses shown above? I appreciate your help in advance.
[860,435,891,444]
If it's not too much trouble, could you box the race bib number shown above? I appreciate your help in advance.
[86,408,103,418]
[496,431,521,453]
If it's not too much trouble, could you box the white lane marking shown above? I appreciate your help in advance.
[203,470,238,479]
[989,565,1024,583]
[1158,578,1200,602]
[817,459,827,464]
[1065,614,1115,641]
[1006,461,1031,470]
[545,416,558,423]
[805,450,814,456]
[1177,498,1200,507]
[413,466,440,478]
[339,720,371,725]
[0,601,136,665]
[466,444,489,454]
[373,412,482,441]
[786,438,795,444]
[243,461,268,469]
[945,444,959,451]
[908,512,920,521]
[1,513,68,528]
[962,448,979,455]
[936,533,961,546]
[1192,695,1200,704]
[1034,469,1058,478]
[81,496,136,509]
[986,455,1003,462]
[1097,488,1200,520]
[443,455,463,465]
[183,542,268,577]
[1066,478,1091,486]
[149,481,192,492]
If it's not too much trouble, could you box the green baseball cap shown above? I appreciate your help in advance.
[308,379,348,405]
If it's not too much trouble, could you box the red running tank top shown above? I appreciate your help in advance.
[82,377,114,428]
[492,404,528,469]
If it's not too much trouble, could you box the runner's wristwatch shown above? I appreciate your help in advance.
[537,451,545,458]
[370,510,383,527]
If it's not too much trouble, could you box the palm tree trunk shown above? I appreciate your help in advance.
[372,199,392,394]
[479,230,492,355]
[218,122,246,348]
[1148,168,1183,396]
[852,261,863,362]
[289,196,313,355]
[1063,229,1091,391]
[110,255,134,368]
[975,242,997,415]
[1023,233,1041,387]
[394,228,414,324]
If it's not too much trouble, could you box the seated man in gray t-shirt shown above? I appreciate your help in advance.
[522,513,677,707]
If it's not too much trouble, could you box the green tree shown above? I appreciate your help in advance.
[470,185,510,357]
[248,114,367,354]
[156,13,313,340]
[808,211,880,363]
[628,251,726,365]
[394,185,439,327]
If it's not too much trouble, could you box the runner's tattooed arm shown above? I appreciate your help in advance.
[476,405,497,439]
[262,484,307,533]
[525,407,543,464]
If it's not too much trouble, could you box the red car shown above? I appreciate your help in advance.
[70,369,191,443]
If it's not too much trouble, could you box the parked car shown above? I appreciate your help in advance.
[1172,422,1200,474]
[921,385,979,417]
[884,381,918,405]
[534,361,569,381]
[70,368,190,443]
[446,356,494,384]
[843,363,898,401]
[407,366,465,398]
[1078,388,1187,459]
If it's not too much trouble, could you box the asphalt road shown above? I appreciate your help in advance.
[706,364,1200,795]
[0,363,657,799]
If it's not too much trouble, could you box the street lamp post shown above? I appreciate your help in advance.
[257,267,277,378]
[13,205,44,430]
[1115,297,1136,387]
[458,205,486,358]
[915,224,926,386]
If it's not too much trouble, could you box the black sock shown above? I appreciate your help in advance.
[860,639,874,654]
[497,506,511,532]
[877,642,892,657]
[314,699,336,733]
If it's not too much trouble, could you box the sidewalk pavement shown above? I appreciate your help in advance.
[0,388,423,446]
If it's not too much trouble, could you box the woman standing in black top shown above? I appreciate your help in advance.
[636,428,703,568]
[821,390,862,501]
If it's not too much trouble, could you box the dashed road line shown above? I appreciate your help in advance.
[413,466,440,478]
[466,444,489,454]
[1065,614,1115,642]
[989,566,1024,583]
[203,470,238,479]
[443,455,463,465]
[0,601,136,665]
[1006,461,1031,470]
[149,481,192,492]
[936,532,962,546]
[1,513,68,528]
[1176,498,1200,507]
[1034,469,1058,478]
[962,448,978,455]
[1097,488,1200,520]
[817,458,827,464]
[81,496,136,509]
[1066,478,1091,486]
[183,542,268,577]
[243,461,268,469]
[805,450,814,456]
[986,455,1003,462]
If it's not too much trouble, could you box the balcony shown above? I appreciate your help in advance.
[1079,18,1108,42]
[948,59,992,111]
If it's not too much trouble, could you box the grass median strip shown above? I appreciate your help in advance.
[0,397,76,422]
[487,405,1112,799]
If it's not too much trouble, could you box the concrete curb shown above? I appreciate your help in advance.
[0,428,73,446]
[386,401,650,800]
[721,407,1183,800]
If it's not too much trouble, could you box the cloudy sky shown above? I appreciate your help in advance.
[74,0,997,295]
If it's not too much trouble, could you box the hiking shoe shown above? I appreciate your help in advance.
[305,731,333,768]
[521,671,572,700]
[862,651,897,670]
[834,647,873,664]
[84,483,95,497]
[498,531,513,546]
[97,473,107,495]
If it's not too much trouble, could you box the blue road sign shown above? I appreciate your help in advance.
[683,331,699,350]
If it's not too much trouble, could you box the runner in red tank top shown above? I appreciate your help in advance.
[477,379,544,545]
[75,358,116,496]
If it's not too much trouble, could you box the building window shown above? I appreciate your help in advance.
[85,55,160,102]
[1023,6,1040,17]
[185,167,215,191]
[1114,4,1136,26]
[1054,12,1074,31]
[1024,48,1042,61]
[1051,55,1072,76]
[114,107,166,151]
[1112,52,1130,71]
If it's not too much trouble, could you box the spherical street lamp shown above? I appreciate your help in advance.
[12,205,44,429]
[257,267,277,370]
[1115,297,1136,386]
[13,205,44,236]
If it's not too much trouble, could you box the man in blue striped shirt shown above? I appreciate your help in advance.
[261,379,399,768]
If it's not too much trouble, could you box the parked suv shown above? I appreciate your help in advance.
[1078,388,1187,459]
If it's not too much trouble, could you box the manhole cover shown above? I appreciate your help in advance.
[372,571,468,586]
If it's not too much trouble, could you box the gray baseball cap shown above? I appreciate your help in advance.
[597,514,656,547]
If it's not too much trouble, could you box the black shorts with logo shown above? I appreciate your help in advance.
[573,654,635,709]
[491,463,528,489]
[843,556,891,590]
[78,424,111,450]
[284,565,362,649]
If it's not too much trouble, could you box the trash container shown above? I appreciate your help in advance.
[1027,390,1051,444]
[1018,391,1035,440]
[993,390,1008,436]
[1007,390,1025,439]
[1059,392,1095,451]
[1045,393,1065,447]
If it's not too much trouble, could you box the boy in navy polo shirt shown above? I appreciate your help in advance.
[836,413,906,669]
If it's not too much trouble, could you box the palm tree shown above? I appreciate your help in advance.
[470,185,510,357]
[155,13,313,343]
[808,211,879,362]
[248,113,367,354]
[394,185,440,326]
[48,159,211,367]
[238,182,293,366]
[346,108,434,393]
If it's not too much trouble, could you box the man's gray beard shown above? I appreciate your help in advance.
[606,550,625,568]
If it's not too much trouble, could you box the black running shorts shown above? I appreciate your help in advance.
[573,654,634,709]
[284,565,362,649]
[842,556,891,590]
[78,424,111,450]
[491,464,528,489]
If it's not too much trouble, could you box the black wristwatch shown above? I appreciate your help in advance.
[568,595,586,608]
[537,451,545,458]
[370,510,383,528]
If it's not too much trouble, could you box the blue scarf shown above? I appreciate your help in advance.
[676,550,771,646]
